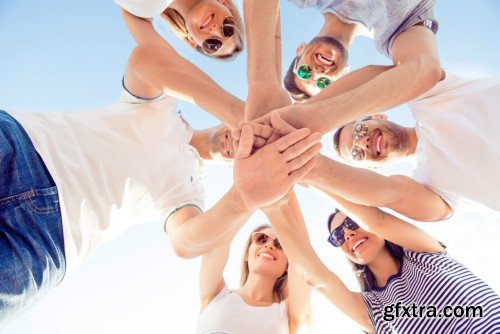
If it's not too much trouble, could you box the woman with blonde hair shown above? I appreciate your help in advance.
[117,0,244,60]
[196,223,312,333]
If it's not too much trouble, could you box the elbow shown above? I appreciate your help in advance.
[168,234,199,259]
[410,54,442,89]
[170,241,194,259]
[129,44,176,74]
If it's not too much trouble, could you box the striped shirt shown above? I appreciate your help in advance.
[361,248,500,333]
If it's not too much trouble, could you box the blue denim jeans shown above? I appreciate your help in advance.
[0,110,65,326]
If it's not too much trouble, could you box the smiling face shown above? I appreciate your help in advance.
[246,227,288,279]
[183,0,244,59]
[329,212,385,265]
[335,116,411,167]
[208,124,237,162]
[289,36,349,97]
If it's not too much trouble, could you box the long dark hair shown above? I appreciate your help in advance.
[327,210,404,292]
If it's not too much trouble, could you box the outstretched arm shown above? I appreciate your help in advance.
[240,114,452,221]
[263,196,372,332]
[120,8,175,52]
[306,154,452,222]
[254,65,393,131]
[267,27,441,133]
[311,27,442,133]
[266,192,313,332]
[166,125,321,259]
[244,0,291,120]
[318,190,444,253]
[126,44,244,128]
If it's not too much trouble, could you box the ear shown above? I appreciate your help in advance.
[295,42,307,57]
[371,113,388,121]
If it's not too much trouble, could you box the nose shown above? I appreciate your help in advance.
[208,24,224,39]
[353,134,370,151]
[264,242,274,250]
[343,227,357,241]
[312,66,325,77]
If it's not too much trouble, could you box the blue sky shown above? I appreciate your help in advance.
[1,1,500,333]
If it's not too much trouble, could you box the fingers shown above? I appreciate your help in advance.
[242,122,276,140]
[287,143,322,174]
[270,111,297,136]
[282,132,322,161]
[288,157,317,183]
[273,128,311,153]
[235,125,254,159]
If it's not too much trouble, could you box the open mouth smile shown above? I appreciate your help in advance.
[200,13,215,29]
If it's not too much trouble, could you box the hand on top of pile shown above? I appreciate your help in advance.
[232,119,322,212]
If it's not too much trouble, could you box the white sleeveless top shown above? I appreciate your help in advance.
[196,286,289,334]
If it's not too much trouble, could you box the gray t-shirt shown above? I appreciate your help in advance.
[288,0,438,57]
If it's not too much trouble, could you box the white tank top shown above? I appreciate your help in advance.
[196,286,289,334]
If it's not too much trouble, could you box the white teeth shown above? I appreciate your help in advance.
[376,135,382,154]
[259,253,275,260]
[352,238,367,252]
[316,53,334,66]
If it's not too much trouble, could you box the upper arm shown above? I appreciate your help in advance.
[165,205,203,259]
[371,208,445,253]
[391,26,442,84]
[285,264,312,332]
[385,175,452,221]
[199,246,229,313]
[120,7,175,52]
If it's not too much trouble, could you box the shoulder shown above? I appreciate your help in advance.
[114,0,171,18]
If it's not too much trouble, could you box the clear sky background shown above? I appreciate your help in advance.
[1,0,500,333]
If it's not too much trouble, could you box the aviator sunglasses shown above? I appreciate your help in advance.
[350,117,373,161]
[202,17,235,54]
[293,58,332,89]
[327,216,360,247]
[251,232,282,250]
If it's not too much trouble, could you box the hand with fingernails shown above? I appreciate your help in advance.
[233,123,322,211]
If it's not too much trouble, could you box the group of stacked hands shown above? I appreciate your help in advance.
[1,0,500,333]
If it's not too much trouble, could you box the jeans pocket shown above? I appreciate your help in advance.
[25,186,61,214]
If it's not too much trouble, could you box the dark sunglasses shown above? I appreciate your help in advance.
[202,17,235,54]
[293,58,332,89]
[327,216,360,247]
[251,232,282,250]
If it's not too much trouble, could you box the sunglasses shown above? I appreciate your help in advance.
[293,58,332,89]
[251,232,282,250]
[202,17,235,54]
[350,117,372,161]
[327,216,360,247]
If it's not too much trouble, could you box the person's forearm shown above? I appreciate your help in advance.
[263,202,367,326]
[131,45,244,128]
[263,203,331,286]
[305,65,392,105]
[310,155,401,208]
[275,11,283,81]
[171,187,254,258]
[312,57,441,133]
[245,0,280,83]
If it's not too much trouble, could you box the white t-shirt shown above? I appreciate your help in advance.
[11,93,205,274]
[408,73,500,214]
[196,286,289,334]
[115,0,172,18]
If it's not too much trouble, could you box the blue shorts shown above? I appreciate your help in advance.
[0,110,65,326]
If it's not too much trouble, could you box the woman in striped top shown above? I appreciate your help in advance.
[264,192,500,333]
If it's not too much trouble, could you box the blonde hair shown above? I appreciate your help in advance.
[161,0,245,60]
[240,225,288,302]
